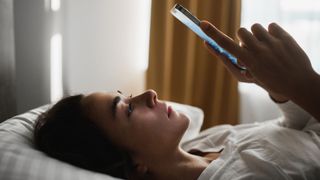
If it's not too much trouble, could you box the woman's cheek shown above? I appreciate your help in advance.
[135,110,162,122]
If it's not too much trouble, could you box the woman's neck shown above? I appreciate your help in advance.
[147,148,212,180]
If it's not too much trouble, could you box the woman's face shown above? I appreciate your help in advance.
[81,90,189,155]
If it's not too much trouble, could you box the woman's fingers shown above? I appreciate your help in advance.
[202,20,315,98]
[268,23,294,41]
[268,22,286,38]
[237,27,260,49]
[204,41,253,83]
[200,21,242,58]
[251,23,276,44]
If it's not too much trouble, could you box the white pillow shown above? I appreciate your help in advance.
[0,102,203,180]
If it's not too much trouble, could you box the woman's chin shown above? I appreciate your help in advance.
[175,112,190,132]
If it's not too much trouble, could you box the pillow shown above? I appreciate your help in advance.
[0,102,203,180]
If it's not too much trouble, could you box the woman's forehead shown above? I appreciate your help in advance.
[82,92,117,119]
[83,92,117,103]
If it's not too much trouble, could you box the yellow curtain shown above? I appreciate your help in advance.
[147,0,241,129]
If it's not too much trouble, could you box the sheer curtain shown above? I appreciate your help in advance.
[240,0,320,123]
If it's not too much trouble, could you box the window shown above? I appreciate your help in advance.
[239,0,320,123]
[241,0,320,73]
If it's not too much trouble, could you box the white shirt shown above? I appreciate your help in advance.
[182,101,320,180]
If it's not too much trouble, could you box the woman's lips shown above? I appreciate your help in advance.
[168,105,172,117]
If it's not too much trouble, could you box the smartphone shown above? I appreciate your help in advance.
[171,4,246,70]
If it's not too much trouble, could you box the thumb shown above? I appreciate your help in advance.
[200,20,241,57]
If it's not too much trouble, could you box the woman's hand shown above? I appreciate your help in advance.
[200,21,316,100]
[203,40,254,84]
[200,21,320,121]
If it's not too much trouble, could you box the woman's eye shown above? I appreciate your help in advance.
[127,103,134,117]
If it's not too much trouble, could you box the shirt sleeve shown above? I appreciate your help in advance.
[276,101,312,130]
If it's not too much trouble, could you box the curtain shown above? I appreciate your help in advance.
[147,0,241,129]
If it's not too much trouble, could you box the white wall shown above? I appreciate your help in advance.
[14,0,52,113]
[62,0,152,96]
[0,0,16,121]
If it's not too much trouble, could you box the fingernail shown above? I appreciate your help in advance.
[240,69,247,75]
[201,21,210,31]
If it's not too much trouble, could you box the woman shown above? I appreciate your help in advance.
[34,22,320,179]
[35,90,210,179]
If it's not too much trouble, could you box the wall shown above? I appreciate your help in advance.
[0,0,16,121]
[14,0,52,113]
[62,0,152,96]
[12,0,152,114]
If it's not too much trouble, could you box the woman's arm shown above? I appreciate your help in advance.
[268,92,312,129]
[200,21,320,121]
[291,72,320,121]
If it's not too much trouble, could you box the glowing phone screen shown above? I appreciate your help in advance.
[171,4,245,70]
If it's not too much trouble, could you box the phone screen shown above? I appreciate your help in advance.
[171,4,245,70]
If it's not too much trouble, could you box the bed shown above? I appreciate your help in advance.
[0,102,203,180]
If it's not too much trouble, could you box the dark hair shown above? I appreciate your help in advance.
[34,95,134,179]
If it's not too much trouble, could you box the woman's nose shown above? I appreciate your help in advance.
[133,89,158,108]
[145,89,157,108]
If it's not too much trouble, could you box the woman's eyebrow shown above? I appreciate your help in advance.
[111,96,121,118]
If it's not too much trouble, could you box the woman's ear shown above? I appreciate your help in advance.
[132,156,148,177]
[130,153,149,178]
[135,164,148,174]
[128,163,148,180]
